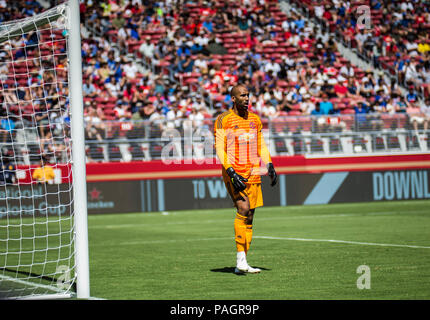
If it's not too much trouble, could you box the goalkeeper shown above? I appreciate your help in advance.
[214,84,278,274]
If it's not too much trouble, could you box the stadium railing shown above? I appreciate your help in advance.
[78,113,430,162]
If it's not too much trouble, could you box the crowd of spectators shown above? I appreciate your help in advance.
[303,0,430,98]
[1,0,430,164]
[78,0,430,132]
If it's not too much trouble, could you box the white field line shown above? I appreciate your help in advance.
[254,236,430,250]
[112,235,430,250]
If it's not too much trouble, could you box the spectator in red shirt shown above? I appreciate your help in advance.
[297,35,311,52]
[122,82,136,104]
[183,17,201,36]
[199,2,216,18]
[322,5,333,31]
[334,81,348,99]
[415,12,426,25]
[237,29,257,51]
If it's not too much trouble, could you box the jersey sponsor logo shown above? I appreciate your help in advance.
[237,132,255,143]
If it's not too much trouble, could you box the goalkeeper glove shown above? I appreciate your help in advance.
[267,163,278,187]
[226,167,248,192]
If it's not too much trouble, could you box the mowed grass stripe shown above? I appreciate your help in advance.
[88,209,430,230]
[87,200,430,220]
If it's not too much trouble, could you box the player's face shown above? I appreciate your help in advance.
[233,87,249,111]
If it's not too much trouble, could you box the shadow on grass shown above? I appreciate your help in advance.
[210,267,271,275]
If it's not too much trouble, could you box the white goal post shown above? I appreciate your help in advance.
[0,0,89,299]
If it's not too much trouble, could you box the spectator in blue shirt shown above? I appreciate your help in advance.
[238,17,249,31]
[406,86,418,103]
[293,17,305,30]
[1,118,15,143]
[177,44,191,57]
[202,17,213,33]
[178,54,194,73]
[396,97,408,113]
[354,102,370,130]
[354,101,370,114]
[106,50,117,71]
[319,94,334,114]
[82,77,97,98]
[311,102,324,115]
[190,41,203,54]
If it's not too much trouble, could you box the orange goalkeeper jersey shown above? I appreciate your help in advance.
[214,110,272,184]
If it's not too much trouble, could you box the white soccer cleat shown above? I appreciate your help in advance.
[235,260,249,274]
[245,265,261,273]
[234,267,246,274]
[234,265,261,274]
[235,251,261,274]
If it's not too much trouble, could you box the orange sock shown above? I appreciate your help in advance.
[245,224,253,254]
[234,213,247,253]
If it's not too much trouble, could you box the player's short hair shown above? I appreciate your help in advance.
[230,84,247,98]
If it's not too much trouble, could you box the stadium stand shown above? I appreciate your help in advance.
[292,0,430,98]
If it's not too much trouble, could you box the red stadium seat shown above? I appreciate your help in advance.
[341,109,355,114]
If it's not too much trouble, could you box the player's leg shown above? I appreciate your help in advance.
[245,208,255,254]
[224,176,261,273]
[242,184,264,273]
[245,183,263,253]
[233,195,250,272]
[232,191,261,274]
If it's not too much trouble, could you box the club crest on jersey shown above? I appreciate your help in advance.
[249,121,256,129]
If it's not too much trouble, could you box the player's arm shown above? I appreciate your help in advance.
[257,121,272,165]
[214,115,247,192]
[257,117,278,186]
[214,116,232,170]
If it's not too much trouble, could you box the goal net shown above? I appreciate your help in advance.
[0,1,89,299]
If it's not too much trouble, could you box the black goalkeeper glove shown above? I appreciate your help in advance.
[267,163,278,187]
[226,167,248,192]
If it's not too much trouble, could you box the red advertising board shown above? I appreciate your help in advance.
[15,153,430,184]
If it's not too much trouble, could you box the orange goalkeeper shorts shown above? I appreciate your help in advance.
[223,175,263,210]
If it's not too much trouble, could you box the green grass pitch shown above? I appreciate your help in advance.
[2,200,430,299]
[87,200,430,300]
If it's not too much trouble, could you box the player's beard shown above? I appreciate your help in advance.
[240,100,249,111]
[236,102,248,117]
